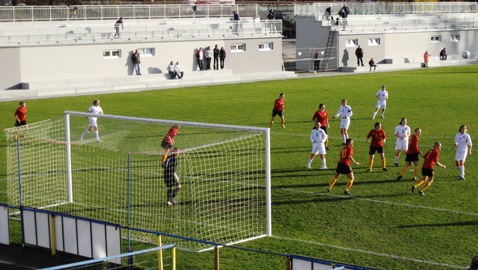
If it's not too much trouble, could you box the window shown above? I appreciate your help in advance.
[259,42,273,51]
[103,49,121,59]
[231,43,246,52]
[138,48,155,57]
[450,35,460,42]
[368,38,380,46]
[345,39,358,47]
[431,35,441,43]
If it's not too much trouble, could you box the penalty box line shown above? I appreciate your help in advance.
[272,235,465,269]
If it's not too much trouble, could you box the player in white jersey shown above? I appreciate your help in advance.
[394,118,411,167]
[80,99,104,142]
[372,85,388,119]
[333,99,353,145]
[451,125,472,180]
[307,122,328,169]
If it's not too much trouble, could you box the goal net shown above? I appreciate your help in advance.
[5,111,271,250]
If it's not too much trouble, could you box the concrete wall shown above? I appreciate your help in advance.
[0,36,282,90]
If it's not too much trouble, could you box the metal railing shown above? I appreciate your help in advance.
[0,4,264,22]
[295,2,477,16]
[317,14,477,32]
[0,19,282,46]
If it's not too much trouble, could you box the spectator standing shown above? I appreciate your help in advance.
[440,47,447,60]
[365,122,387,172]
[397,128,422,181]
[205,46,212,70]
[338,5,349,29]
[270,93,285,129]
[267,9,275,20]
[355,45,364,66]
[307,122,328,170]
[423,50,430,67]
[232,10,240,34]
[131,50,141,75]
[213,44,220,70]
[14,101,28,139]
[332,99,353,145]
[114,17,123,38]
[196,47,204,70]
[411,142,446,195]
[372,85,388,119]
[233,10,240,21]
[325,7,333,21]
[314,50,321,72]
[327,138,360,195]
[369,58,377,71]
[451,125,472,180]
[174,61,184,79]
[219,47,226,69]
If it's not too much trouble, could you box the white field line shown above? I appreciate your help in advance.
[275,188,475,269]
[272,235,465,269]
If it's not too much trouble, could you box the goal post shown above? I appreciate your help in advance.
[5,111,272,250]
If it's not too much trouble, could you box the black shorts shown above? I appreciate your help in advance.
[15,120,27,127]
[421,168,434,177]
[272,109,283,117]
[320,126,328,134]
[161,141,173,149]
[164,173,179,188]
[405,153,420,162]
[369,146,384,155]
[335,162,352,174]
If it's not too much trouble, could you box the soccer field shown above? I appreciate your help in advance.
[1,66,477,269]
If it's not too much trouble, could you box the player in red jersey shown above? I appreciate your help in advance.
[397,128,422,181]
[312,103,330,149]
[328,138,360,194]
[14,101,28,139]
[365,122,387,172]
[270,93,285,128]
[411,142,446,195]
[161,124,181,163]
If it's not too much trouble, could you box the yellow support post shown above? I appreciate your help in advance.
[214,246,220,270]
[157,235,164,270]
[49,214,56,255]
[172,246,176,270]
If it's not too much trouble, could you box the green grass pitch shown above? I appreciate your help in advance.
[1,66,477,269]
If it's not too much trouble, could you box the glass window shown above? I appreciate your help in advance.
[259,42,273,51]
[450,35,460,42]
[368,38,380,46]
[103,50,121,59]
[431,35,441,43]
[231,44,246,52]
[345,39,358,47]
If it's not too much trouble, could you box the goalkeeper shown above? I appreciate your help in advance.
[161,124,180,163]
[163,148,181,206]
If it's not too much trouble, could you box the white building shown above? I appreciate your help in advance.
[295,2,478,72]
[0,4,292,100]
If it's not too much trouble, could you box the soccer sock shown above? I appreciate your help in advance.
[161,154,168,164]
[94,130,100,140]
[321,158,326,168]
[395,155,399,163]
[328,178,338,189]
[400,166,407,176]
[172,187,181,198]
[421,180,432,192]
[80,130,89,139]
[342,134,346,144]
[413,167,419,178]
[381,159,386,169]
[345,179,354,191]
[462,166,465,177]
[325,138,329,147]
[269,120,273,127]
[307,157,312,166]
[167,189,173,200]
[368,159,373,170]
[414,178,425,188]
[372,112,377,119]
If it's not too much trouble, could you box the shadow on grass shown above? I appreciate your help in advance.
[396,220,478,228]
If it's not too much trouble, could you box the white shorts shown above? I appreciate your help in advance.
[455,151,468,162]
[340,118,350,129]
[376,100,386,109]
[311,143,326,155]
[88,117,98,127]
[395,138,408,151]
